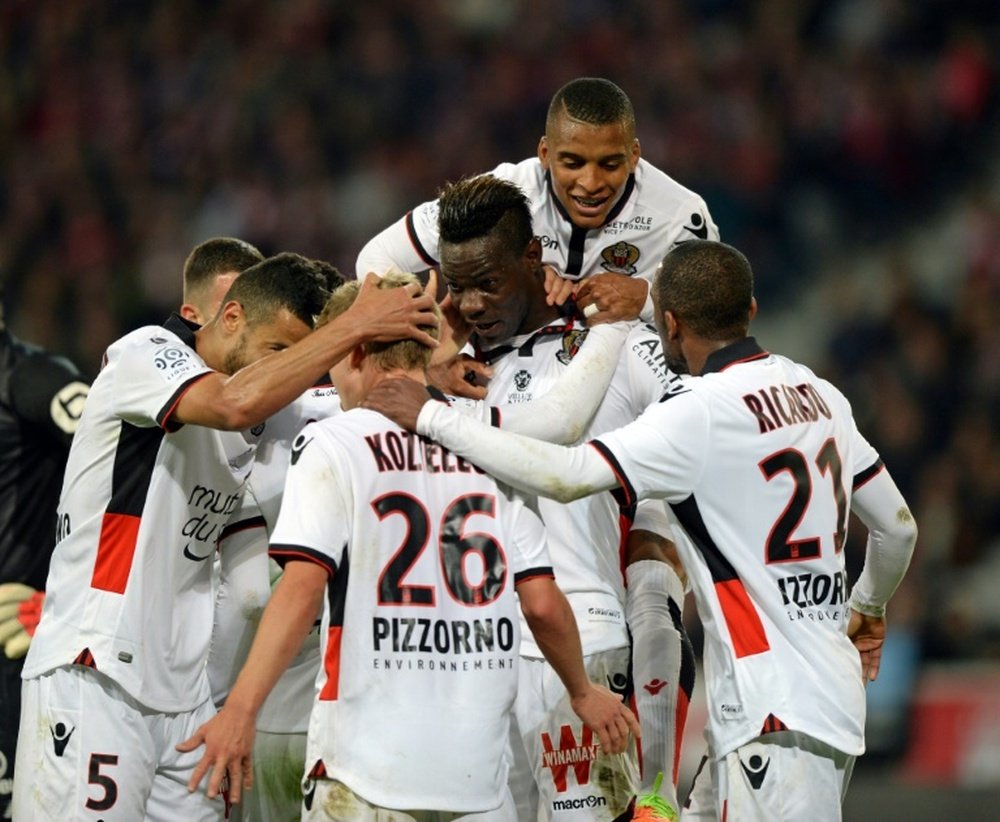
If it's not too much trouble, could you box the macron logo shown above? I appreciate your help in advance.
[644,678,668,696]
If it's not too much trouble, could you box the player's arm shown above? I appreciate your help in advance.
[355,208,439,280]
[846,466,918,682]
[0,353,90,658]
[10,351,89,447]
[177,559,326,802]
[173,272,439,431]
[363,379,618,501]
[491,321,630,444]
[206,499,271,708]
[517,576,640,753]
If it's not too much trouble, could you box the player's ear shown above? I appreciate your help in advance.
[349,344,366,370]
[537,135,549,169]
[179,303,202,324]
[665,310,680,341]
[749,297,758,323]
[220,300,244,333]
[525,237,543,269]
[630,137,641,167]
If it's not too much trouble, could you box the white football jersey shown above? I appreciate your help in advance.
[250,382,342,734]
[477,316,679,656]
[269,408,552,812]
[24,315,257,712]
[594,339,882,758]
[356,157,718,321]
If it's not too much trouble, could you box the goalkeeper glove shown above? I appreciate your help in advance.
[0,582,45,659]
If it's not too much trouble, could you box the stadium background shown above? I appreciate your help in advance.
[1,1,997,818]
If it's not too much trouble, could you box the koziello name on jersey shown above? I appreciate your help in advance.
[365,431,485,475]
[372,616,515,655]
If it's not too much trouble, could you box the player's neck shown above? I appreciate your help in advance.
[370,367,426,390]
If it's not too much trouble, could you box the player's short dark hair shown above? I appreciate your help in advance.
[225,252,331,329]
[438,175,533,255]
[655,241,753,340]
[546,77,635,136]
[183,238,263,298]
[312,259,348,292]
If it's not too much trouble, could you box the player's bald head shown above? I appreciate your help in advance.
[655,241,754,341]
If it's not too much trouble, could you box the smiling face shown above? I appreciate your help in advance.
[440,233,552,348]
[539,109,640,230]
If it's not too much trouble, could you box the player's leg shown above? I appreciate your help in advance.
[13,665,157,820]
[624,533,695,807]
[145,694,230,822]
[523,647,638,820]
[718,731,854,822]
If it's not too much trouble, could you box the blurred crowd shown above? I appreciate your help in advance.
[1,0,997,677]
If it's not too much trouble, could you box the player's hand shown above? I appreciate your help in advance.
[0,583,44,659]
[176,704,256,803]
[570,683,641,755]
[430,282,472,366]
[349,269,440,348]
[543,264,576,307]
[574,273,648,324]
[426,354,492,400]
[363,377,434,430]
[847,609,886,683]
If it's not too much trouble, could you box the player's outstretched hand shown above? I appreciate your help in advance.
[350,269,440,348]
[363,376,433,431]
[176,704,256,804]
[574,272,648,325]
[543,264,576,307]
[570,683,641,755]
[847,609,887,683]
[427,354,493,400]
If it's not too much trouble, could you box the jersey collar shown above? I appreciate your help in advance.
[701,337,769,375]
[472,316,575,365]
[163,313,199,348]
[546,172,637,229]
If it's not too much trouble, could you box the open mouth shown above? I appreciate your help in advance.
[572,195,608,213]
[474,320,501,335]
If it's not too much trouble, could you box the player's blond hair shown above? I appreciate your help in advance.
[318,272,441,372]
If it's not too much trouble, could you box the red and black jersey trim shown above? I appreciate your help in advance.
[760,713,789,734]
[269,544,337,577]
[852,459,885,490]
[514,566,555,585]
[701,337,769,375]
[590,439,636,510]
[404,211,438,268]
[670,495,770,658]
[91,421,165,594]
[72,647,97,668]
[319,546,350,701]
[155,371,214,432]
[219,515,266,544]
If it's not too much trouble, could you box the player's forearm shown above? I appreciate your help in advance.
[496,322,629,444]
[848,470,918,617]
[207,527,271,706]
[213,317,367,430]
[522,587,592,700]
[417,402,617,502]
[222,567,324,717]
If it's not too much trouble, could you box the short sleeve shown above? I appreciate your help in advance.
[110,331,214,430]
[594,391,709,506]
[499,487,553,584]
[269,425,351,576]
